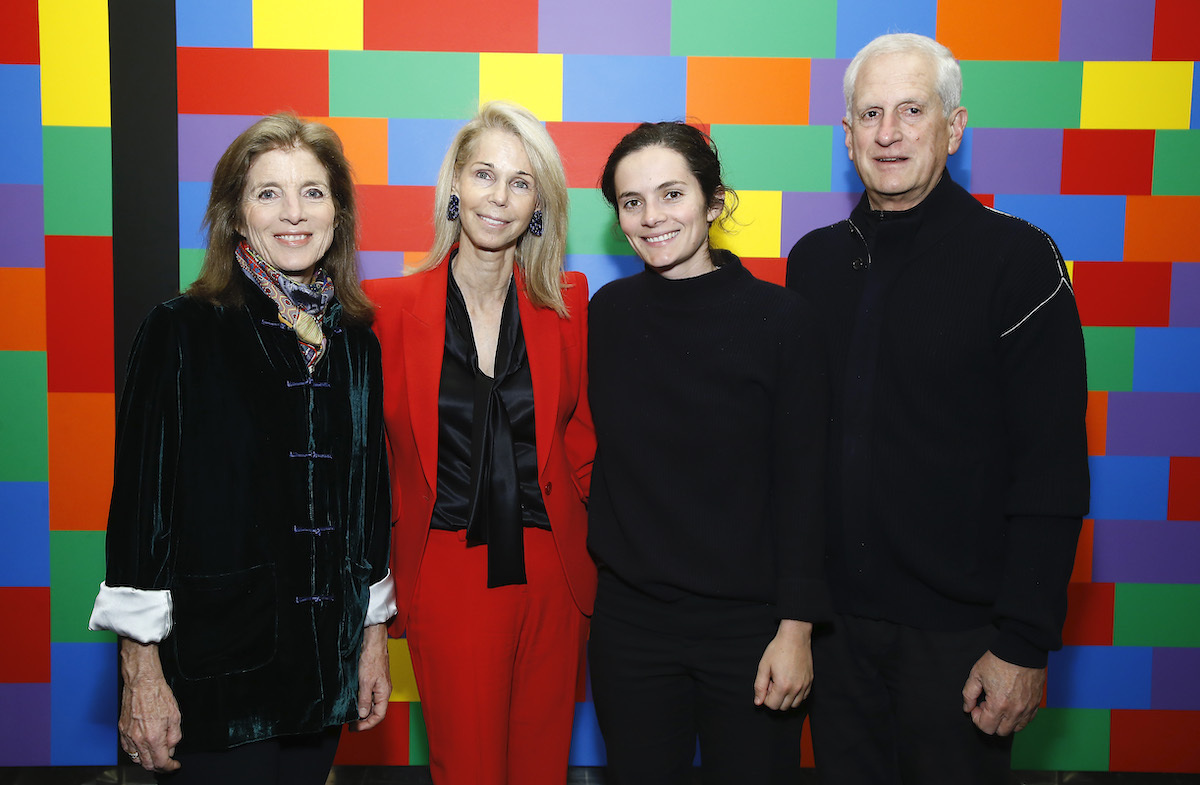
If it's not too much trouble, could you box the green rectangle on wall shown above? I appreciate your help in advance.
[179,248,205,292]
[1152,130,1200,196]
[408,702,429,765]
[42,126,113,236]
[1011,708,1110,771]
[50,530,113,643]
[566,187,632,257]
[960,61,1084,129]
[1114,583,1200,647]
[330,51,479,119]
[1082,326,1134,392]
[670,0,836,57]
[711,124,833,192]
[0,351,48,481]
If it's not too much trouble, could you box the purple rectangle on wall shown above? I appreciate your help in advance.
[782,191,860,253]
[1172,262,1200,327]
[1106,392,1200,457]
[970,128,1063,196]
[1152,648,1200,710]
[0,683,51,765]
[359,251,406,281]
[1093,520,1200,584]
[539,0,670,55]
[810,58,851,127]
[178,114,262,182]
[0,184,44,268]
[1060,0,1154,61]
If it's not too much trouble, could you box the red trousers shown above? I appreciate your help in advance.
[406,527,587,785]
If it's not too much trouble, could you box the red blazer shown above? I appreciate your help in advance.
[365,259,596,633]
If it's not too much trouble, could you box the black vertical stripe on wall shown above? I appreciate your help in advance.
[108,0,179,386]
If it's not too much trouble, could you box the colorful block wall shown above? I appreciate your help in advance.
[2,0,1198,772]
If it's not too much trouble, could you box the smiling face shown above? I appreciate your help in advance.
[612,145,722,280]
[239,146,336,284]
[453,129,539,263]
[844,50,967,212]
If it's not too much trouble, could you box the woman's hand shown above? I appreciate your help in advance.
[753,619,814,711]
[355,623,391,731]
[118,638,182,772]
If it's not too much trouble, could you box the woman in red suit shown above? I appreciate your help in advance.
[364,101,595,785]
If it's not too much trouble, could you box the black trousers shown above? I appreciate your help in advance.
[588,570,804,785]
[810,614,1014,785]
[156,725,341,785]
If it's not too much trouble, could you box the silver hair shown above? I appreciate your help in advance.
[843,33,963,120]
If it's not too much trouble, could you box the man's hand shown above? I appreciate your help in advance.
[753,619,814,711]
[355,623,391,731]
[961,650,1045,735]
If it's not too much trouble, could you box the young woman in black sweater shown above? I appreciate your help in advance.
[586,122,831,785]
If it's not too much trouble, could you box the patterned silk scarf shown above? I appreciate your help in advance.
[235,241,336,374]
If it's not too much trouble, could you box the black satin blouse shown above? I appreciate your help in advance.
[429,269,549,586]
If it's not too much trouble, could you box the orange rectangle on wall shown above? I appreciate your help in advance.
[936,0,1062,60]
[1124,196,1200,262]
[0,267,46,351]
[686,57,810,125]
[311,116,390,186]
[48,392,115,531]
[358,185,436,253]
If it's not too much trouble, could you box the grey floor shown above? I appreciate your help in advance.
[2,767,1199,784]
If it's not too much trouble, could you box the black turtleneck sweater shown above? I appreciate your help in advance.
[587,251,831,623]
[786,173,1089,668]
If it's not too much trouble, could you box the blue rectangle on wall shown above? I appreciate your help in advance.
[0,482,49,586]
[51,643,117,765]
[563,55,687,123]
[1134,328,1200,392]
[1087,456,1170,520]
[993,194,1125,262]
[1047,645,1153,709]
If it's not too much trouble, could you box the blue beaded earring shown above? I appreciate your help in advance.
[447,194,460,221]
[528,209,543,237]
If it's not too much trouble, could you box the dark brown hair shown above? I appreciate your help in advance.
[187,113,373,325]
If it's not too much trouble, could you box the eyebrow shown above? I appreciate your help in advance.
[617,180,688,201]
[470,160,534,178]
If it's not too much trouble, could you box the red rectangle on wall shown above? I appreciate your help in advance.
[1073,261,1171,327]
[334,704,410,764]
[548,122,640,189]
[358,185,436,253]
[1111,709,1200,772]
[45,236,114,393]
[1168,457,1200,521]
[0,0,39,64]
[1061,130,1154,195]
[1061,582,1113,646]
[0,588,51,682]
[177,48,329,116]
[364,0,538,53]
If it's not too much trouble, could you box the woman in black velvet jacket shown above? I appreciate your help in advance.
[88,114,395,784]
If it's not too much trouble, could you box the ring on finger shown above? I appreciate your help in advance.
[129,751,140,760]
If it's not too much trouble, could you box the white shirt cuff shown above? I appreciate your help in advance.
[88,581,174,644]
[364,569,397,627]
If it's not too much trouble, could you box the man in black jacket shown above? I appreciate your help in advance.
[786,32,1089,785]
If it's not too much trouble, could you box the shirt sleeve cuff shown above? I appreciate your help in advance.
[88,581,173,644]
[364,569,397,627]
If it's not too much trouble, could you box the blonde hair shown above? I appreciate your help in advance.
[419,101,570,317]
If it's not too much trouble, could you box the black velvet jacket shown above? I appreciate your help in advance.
[103,274,390,751]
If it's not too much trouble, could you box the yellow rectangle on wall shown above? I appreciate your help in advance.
[38,0,110,127]
[254,0,364,51]
[1081,61,1193,130]
[479,53,564,123]
[712,190,783,259]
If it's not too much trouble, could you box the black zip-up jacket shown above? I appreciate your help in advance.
[786,173,1089,667]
